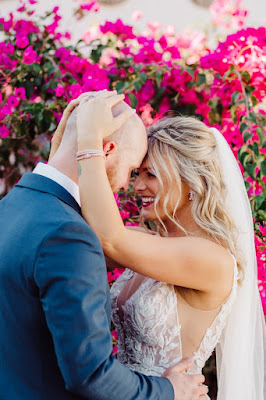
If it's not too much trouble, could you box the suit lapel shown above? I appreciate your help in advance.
[16,173,81,215]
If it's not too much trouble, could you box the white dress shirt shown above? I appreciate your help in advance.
[33,163,81,206]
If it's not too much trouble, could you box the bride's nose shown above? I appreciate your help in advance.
[133,176,146,192]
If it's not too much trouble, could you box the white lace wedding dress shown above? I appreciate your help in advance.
[110,252,238,397]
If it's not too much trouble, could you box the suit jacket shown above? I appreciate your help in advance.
[0,173,174,400]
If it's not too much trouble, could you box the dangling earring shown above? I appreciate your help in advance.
[188,191,195,201]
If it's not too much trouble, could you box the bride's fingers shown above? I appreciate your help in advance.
[106,93,125,107]
[77,89,107,101]
[97,90,118,99]
[198,384,209,396]
[113,107,135,131]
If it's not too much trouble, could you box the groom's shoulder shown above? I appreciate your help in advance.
[2,178,98,244]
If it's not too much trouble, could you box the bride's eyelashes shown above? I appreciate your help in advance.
[146,171,156,178]
[131,169,156,179]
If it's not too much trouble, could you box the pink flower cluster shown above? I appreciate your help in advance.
[100,19,136,40]
[54,47,109,101]
[210,0,248,31]
[0,0,265,312]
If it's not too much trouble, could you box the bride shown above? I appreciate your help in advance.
[51,90,265,399]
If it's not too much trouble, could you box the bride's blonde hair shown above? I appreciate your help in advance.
[146,115,243,278]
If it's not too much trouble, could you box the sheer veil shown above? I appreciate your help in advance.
[210,128,265,399]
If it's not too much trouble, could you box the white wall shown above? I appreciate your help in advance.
[0,0,265,43]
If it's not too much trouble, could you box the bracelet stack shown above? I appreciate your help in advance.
[76,150,106,161]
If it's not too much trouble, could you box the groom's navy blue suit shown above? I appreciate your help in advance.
[0,172,174,400]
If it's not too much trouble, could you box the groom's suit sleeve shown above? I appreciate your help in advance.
[34,219,174,400]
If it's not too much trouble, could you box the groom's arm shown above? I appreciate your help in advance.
[34,218,174,400]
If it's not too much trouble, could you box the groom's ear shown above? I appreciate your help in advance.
[103,141,117,159]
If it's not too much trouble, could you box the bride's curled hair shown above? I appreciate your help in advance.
[146,116,243,279]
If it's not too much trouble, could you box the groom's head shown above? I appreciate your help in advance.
[50,100,147,193]
[104,101,147,192]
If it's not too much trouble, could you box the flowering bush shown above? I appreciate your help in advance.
[0,0,265,318]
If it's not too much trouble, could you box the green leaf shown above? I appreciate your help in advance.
[247,112,257,124]
[258,210,266,221]
[260,160,266,177]
[155,70,163,86]
[241,71,251,83]
[230,104,237,123]
[243,131,253,143]
[186,81,196,88]
[245,163,256,179]
[24,80,36,99]
[251,95,259,106]
[196,73,206,86]
[127,93,138,109]
[255,195,265,211]
[90,44,106,64]
[245,85,255,95]
[139,72,148,84]
[256,127,265,145]
[231,91,240,104]
[244,180,251,190]
[252,142,259,157]
[186,67,194,78]
[262,141,266,148]
[53,70,62,79]
[240,122,248,134]
[115,81,127,93]
[133,80,142,93]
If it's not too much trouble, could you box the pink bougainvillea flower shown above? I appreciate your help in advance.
[146,21,162,36]
[0,41,15,55]
[15,87,26,99]
[0,14,14,32]
[22,46,40,64]
[210,0,248,30]
[120,210,130,220]
[15,35,29,49]
[81,1,99,12]
[100,19,136,40]
[17,4,26,12]
[7,95,20,109]
[132,9,143,21]
[14,19,39,35]
[0,124,11,139]
[82,26,101,43]
[55,84,65,97]
[1,105,13,116]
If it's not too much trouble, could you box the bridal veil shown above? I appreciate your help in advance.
[210,127,265,399]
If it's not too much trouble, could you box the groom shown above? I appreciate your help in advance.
[0,91,207,400]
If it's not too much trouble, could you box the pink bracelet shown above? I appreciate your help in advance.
[76,150,106,161]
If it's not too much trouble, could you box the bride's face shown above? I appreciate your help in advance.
[133,157,189,223]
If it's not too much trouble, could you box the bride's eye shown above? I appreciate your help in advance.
[147,171,156,178]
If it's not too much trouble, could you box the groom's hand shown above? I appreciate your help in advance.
[162,359,208,400]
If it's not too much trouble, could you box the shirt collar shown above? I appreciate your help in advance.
[33,163,81,206]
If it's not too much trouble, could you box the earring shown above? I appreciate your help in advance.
[188,191,195,201]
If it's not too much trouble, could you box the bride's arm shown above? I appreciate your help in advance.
[77,93,233,293]
[105,226,155,270]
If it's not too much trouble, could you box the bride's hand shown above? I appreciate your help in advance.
[77,90,135,150]
[48,91,107,161]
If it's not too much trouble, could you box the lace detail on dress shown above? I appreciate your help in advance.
[110,252,239,377]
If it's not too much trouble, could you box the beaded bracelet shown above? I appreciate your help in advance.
[76,150,106,161]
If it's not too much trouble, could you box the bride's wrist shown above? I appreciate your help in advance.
[77,139,102,152]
